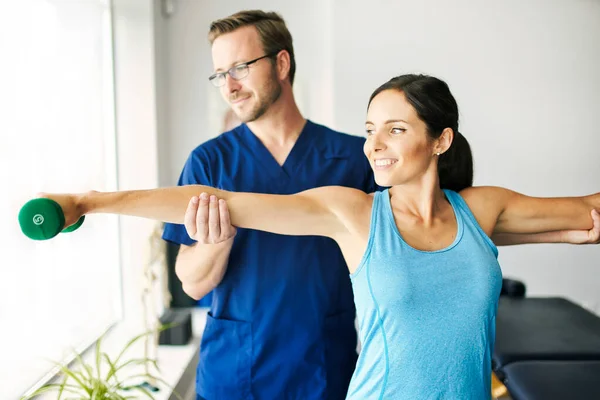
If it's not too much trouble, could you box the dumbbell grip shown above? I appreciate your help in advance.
[18,198,85,240]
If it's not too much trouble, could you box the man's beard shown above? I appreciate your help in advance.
[235,78,282,123]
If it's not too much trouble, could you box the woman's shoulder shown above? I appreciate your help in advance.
[458,186,511,235]
[311,186,374,205]
[310,186,374,223]
[319,186,375,245]
[459,186,511,207]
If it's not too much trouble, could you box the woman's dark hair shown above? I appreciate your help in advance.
[368,74,473,192]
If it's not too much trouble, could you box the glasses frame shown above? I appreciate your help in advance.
[208,51,280,87]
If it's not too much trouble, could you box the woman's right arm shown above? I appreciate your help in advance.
[41,184,365,239]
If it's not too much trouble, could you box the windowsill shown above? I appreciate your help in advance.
[152,308,207,400]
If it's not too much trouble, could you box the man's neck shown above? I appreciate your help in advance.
[246,95,306,147]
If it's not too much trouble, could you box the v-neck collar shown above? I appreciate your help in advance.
[239,120,315,180]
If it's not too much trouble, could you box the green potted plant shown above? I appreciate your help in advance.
[21,326,182,400]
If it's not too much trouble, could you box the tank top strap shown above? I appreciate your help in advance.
[351,189,389,277]
[443,189,498,257]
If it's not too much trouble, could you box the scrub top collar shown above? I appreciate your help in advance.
[239,120,316,180]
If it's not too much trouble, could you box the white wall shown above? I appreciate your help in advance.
[156,0,600,311]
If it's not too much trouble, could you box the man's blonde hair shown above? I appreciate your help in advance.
[208,10,296,84]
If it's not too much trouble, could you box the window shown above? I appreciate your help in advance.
[0,1,121,398]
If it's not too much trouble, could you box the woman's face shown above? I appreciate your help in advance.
[364,89,439,187]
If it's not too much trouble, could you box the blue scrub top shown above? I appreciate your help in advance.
[163,120,377,400]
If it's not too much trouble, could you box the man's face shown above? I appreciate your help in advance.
[211,26,282,123]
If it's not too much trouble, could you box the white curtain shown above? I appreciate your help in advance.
[0,1,122,398]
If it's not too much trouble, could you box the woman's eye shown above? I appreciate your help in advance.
[391,127,405,134]
[365,128,374,136]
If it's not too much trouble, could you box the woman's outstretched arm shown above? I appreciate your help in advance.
[461,186,600,235]
[491,209,600,245]
[41,185,365,238]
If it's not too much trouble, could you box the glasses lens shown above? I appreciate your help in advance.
[209,74,224,87]
[230,65,249,80]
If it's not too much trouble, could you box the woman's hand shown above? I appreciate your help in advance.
[37,191,88,229]
[560,209,600,244]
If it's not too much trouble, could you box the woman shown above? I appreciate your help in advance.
[44,74,599,399]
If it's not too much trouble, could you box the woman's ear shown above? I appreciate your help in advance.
[434,128,454,156]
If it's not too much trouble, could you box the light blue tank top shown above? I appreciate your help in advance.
[348,189,502,399]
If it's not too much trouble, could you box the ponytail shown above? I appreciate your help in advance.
[438,130,473,192]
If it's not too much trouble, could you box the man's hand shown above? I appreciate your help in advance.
[184,192,237,244]
[175,193,236,299]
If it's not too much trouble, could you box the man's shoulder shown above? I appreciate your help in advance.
[310,120,366,145]
[189,126,242,159]
[309,120,366,158]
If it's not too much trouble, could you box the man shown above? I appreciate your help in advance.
[162,10,374,400]
[162,10,600,400]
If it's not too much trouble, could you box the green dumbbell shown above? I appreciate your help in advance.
[18,198,85,241]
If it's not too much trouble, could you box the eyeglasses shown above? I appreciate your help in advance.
[208,52,279,87]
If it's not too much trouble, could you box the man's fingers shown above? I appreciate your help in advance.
[196,192,210,241]
[208,195,221,242]
[186,194,234,244]
[219,199,236,237]
[184,196,199,239]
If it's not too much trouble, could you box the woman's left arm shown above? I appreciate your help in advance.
[492,209,600,245]
[461,186,600,235]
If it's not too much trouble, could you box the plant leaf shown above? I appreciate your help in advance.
[71,348,94,381]
[103,353,120,383]
[109,357,159,380]
[19,382,83,400]
[54,362,92,396]
[110,393,130,400]
[57,376,69,400]
[113,324,174,368]
[95,332,104,380]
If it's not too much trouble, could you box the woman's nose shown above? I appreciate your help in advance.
[369,132,387,152]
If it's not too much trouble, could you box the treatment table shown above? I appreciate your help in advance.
[494,280,600,400]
